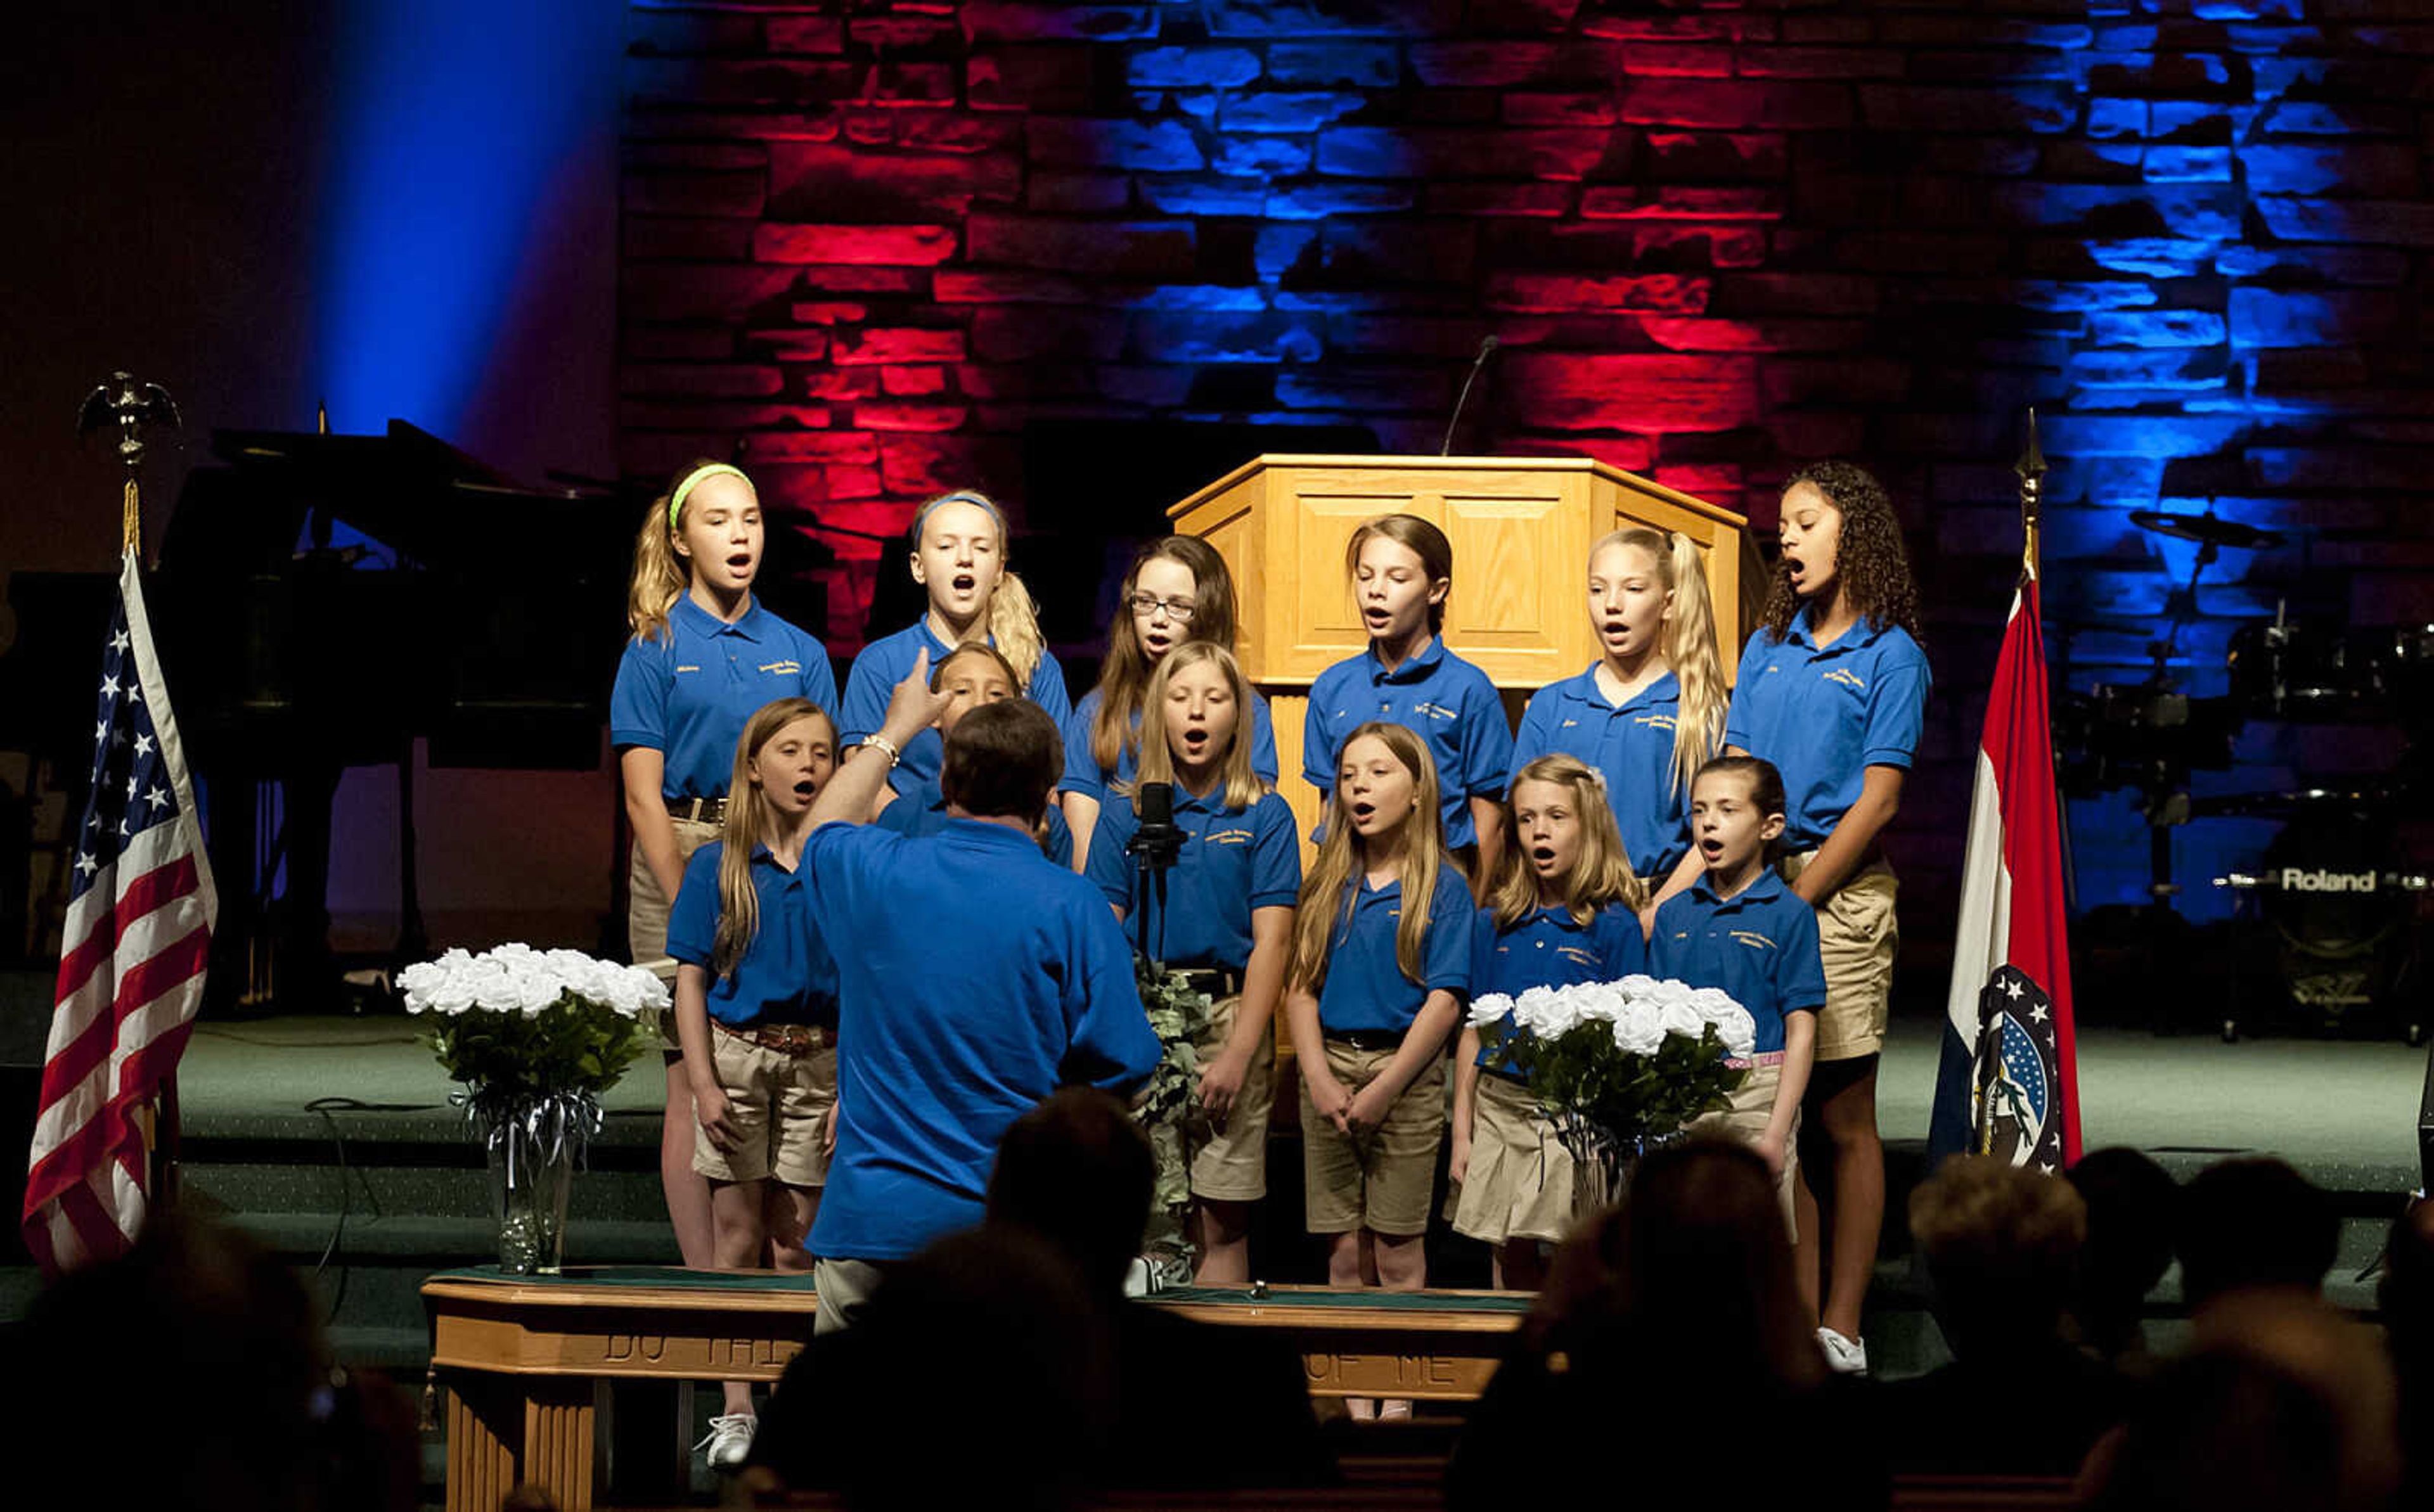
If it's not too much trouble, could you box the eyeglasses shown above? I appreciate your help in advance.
[1127,593,1196,623]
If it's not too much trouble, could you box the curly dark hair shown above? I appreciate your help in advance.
[1761,459,1922,643]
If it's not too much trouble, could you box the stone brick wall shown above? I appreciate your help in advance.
[617,0,2434,944]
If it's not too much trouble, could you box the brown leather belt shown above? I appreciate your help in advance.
[1176,968,1242,997]
[716,1021,832,1056]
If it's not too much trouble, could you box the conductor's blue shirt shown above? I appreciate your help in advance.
[1512,667,1694,875]
[1303,637,1515,849]
[1086,788,1301,971]
[803,819,1160,1263]
[664,842,839,1028]
[1471,902,1646,1070]
[1649,871,1826,1057]
[839,620,1071,795]
[873,774,1074,868]
[610,596,839,800]
[1313,868,1474,1035]
[1724,608,1930,849]
[1059,686,1281,801]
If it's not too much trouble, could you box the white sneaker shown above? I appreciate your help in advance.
[698,1412,756,1470]
[1817,1326,1869,1376]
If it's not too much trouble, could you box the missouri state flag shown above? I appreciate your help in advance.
[1931,579,2080,1170]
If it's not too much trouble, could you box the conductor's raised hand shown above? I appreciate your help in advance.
[880,647,957,745]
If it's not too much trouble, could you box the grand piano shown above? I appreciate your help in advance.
[147,421,633,1011]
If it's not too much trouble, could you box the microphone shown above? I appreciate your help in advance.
[1128,781,1185,870]
[1439,335,1500,456]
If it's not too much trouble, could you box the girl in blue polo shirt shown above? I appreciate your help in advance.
[1724,460,1930,1377]
[873,641,1074,862]
[1304,514,1514,891]
[1650,755,1822,1234]
[1449,753,1646,1291]
[666,696,843,1469]
[1062,535,1280,873]
[838,489,1068,801]
[1285,721,1473,1420]
[610,459,839,1274]
[1086,642,1300,1283]
[1512,527,1729,916]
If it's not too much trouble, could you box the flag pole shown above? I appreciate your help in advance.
[2015,407,2046,585]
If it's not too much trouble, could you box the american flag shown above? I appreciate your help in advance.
[22,548,217,1273]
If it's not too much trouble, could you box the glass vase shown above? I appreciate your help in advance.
[486,1107,575,1275]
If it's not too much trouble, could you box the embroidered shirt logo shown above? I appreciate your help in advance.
[1412,701,1458,721]
[1556,945,1600,968]
[675,663,702,674]
[1730,930,1779,952]
[1822,669,1867,691]
[1206,828,1254,846]
[761,660,804,676]
[1636,714,1677,731]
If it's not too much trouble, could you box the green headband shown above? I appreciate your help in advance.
[669,463,749,532]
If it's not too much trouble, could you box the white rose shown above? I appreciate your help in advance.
[513,968,563,1016]
[1469,994,1514,1029]
[1571,982,1625,1023]
[1612,1000,1665,1056]
[1710,1005,1758,1059]
[1647,977,1695,1009]
[1657,1000,1706,1042]
[1616,973,1660,999]
[1686,987,1741,1023]
[1512,985,1562,1035]
[470,961,524,1013]
[1535,998,1581,1037]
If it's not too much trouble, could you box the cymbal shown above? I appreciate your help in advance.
[2129,510,2285,550]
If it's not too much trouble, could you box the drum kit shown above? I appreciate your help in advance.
[2054,509,2431,1043]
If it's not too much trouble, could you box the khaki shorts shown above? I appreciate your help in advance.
[1190,996,1275,1203]
[1451,1070,1578,1246]
[1780,852,1898,1062]
[1686,1060,1800,1234]
[628,816,721,1046]
[813,1256,885,1336]
[692,1026,837,1188]
[1301,1038,1446,1237]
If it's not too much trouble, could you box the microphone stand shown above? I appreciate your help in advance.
[1126,783,1186,971]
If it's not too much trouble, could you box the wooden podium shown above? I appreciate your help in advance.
[1168,454,1760,851]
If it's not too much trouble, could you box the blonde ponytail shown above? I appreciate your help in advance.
[627,501,688,643]
[988,569,1045,689]
[1659,530,1728,797]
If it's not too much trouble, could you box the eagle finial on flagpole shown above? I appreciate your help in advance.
[2014,407,2047,584]
[76,371,181,555]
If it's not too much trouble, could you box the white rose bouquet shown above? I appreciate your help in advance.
[399,944,667,1272]
[399,944,666,1115]
[1469,974,1753,1195]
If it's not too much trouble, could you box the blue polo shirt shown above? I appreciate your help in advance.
[1724,609,1931,849]
[1086,788,1301,970]
[1472,901,1647,1070]
[838,620,1072,795]
[802,819,1161,1263]
[1649,871,1825,1056]
[872,774,1074,868]
[1304,638,1515,849]
[1314,868,1475,1035]
[664,841,839,1027]
[1512,667,1694,875]
[1059,686,1281,802]
[610,597,840,800]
